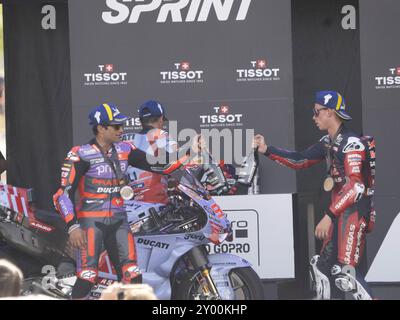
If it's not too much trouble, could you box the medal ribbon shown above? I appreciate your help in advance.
[324,124,344,190]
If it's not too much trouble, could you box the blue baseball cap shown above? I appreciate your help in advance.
[88,103,129,126]
[315,91,352,121]
[138,100,168,120]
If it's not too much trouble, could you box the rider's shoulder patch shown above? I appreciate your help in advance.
[79,144,98,158]
[66,146,81,162]
[342,137,365,153]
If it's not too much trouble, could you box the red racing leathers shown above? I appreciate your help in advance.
[53,139,183,298]
[264,125,375,282]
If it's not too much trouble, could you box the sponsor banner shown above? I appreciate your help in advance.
[0,183,32,218]
[360,1,400,106]
[176,99,296,193]
[212,194,295,279]
[205,209,258,267]
[101,0,253,24]
[360,0,400,282]
[373,66,400,90]
[119,99,295,194]
[124,114,142,132]
[199,105,244,129]
[68,1,294,186]
[160,61,204,85]
[83,64,128,87]
[236,58,281,82]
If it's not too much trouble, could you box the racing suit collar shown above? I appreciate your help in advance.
[330,123,346,144]
[89,138,115,153]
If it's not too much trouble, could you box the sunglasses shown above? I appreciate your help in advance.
[313,107,328,117]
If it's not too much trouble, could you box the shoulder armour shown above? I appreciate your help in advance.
[342,137,365,153]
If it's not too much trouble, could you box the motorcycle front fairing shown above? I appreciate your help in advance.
[208,253,253,299]
[177,169,232,245]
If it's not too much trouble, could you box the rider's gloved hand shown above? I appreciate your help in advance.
[253,134,268,154]
[69,226,87,249]
[191,134,206,154]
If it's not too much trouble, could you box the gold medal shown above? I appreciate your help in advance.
[120,185,134,201]
[323,176,335,192]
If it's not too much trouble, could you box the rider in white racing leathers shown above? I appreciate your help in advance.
[122,100,178,219]
[122,100,206,221]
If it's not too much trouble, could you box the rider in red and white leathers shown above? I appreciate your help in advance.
[122,101,179,208]
[123,100,225,206]
[254,91,375,300]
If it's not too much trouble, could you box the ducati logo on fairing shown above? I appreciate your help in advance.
[102,0,253,24]
[137,238,170,249]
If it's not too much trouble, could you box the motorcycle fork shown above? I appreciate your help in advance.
[198,267,219,298]
[187,246,220,299]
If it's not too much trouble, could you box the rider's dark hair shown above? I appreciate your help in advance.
[92,125,99,135]
[140,115,162,126]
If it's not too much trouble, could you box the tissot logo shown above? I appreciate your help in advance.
[199,105,243,128]
[122,116,142,141]
[124,117,142,131]
[220,105,229,114]
[102,0,252,24]
[236,59,280,82]
[256,59,266,68]
[180,62,190,71]
[374,67,400,89]
[83,64,128,86]
[160,61,204,84]
[105,64,114,72]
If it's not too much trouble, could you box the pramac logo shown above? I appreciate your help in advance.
[102,0,252,24]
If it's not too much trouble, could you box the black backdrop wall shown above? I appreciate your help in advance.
[2,0,363,211]
[293,0,362,194]
[3,0,72,210]
[359,0,400,292]
[286,0,363,299]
